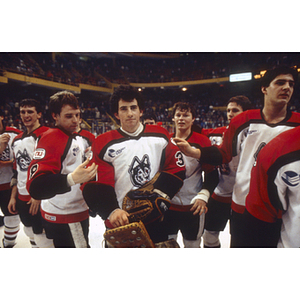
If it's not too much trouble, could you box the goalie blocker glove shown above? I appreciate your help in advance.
[123,171,184,224]
[82,171,184,224]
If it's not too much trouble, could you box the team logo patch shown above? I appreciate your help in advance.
[29,163,39,180]
[129,155,151,187]
[281,171,300,187]
[16,149,31,171]
[44,214,56,221]
[33,148,46,159]
[108,147,125,158]
[1,147,10,161]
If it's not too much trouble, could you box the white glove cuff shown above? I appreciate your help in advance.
[67,173,76,187]
[190,189,210,204]
[153,188,170,200]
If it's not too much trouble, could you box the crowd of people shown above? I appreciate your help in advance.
[0,64,300,248]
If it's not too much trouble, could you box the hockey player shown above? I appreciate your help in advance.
[202,95,252,248]
[142,112,157,125]
[27,91,98,248]
[244,126,300,247]
[0,111,22,247]
[162,102,218,247]
[82,85,186,244]
[173,65,300,247]
[8,99,53,248]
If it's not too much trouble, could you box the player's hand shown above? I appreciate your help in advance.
[8,197,18,215]
[28,198,41,216]
[172,137,201,159]
[109,209,129,228]
[71,159,98,184]
[0,133,10,152]
[190,199,208,216]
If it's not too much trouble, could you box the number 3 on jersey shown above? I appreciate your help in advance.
[175,151,185,167]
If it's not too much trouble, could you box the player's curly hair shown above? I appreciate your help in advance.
[49,90,79,116]
[110,85,145,115]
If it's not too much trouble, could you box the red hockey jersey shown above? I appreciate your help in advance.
[246,126,300,247]
[204,126,237,202]
[27,128,91,223]
[85,125,185,209]
[218,109,300,213]
[12,126,49,201]
[170,130,214,206]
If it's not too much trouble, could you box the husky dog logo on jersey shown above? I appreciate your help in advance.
[0,146,10,161]
[16,149,31,171]
[129,154,151,187]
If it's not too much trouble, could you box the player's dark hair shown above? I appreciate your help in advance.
[49,91,79,116]
[110,85,145,115]
[227,95,252,112]
[261,65,298,87]
[20,99,42,114]
[172,102,196,119]
[142,112,157,123]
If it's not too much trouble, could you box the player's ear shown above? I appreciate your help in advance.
[114,113,120,120]
[261,86,267,94]
[52,112,58,121]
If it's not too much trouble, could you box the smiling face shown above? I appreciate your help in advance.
[52,104,81,134]
[20,105,42,133]
[114,98,143,133]
[262,74,295,108]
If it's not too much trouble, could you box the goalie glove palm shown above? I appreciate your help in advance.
[123,190,171,224]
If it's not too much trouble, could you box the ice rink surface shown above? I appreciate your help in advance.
[0,215,230,248]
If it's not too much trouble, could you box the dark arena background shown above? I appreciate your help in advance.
[1,52,300,135]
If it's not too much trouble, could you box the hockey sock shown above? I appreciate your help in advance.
[3,215,20,248]
[23,226,38,248]
[203,230,221,247]
[34,232,54,248]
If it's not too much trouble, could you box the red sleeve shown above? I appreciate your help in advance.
[218,110,260,164]
[246,136,286,223]
[27,129,68,183]
[201,128,214,136]
[158,127,186,178]
[85,131,116,188]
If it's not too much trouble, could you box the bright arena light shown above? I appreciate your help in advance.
[229,72,252,82]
